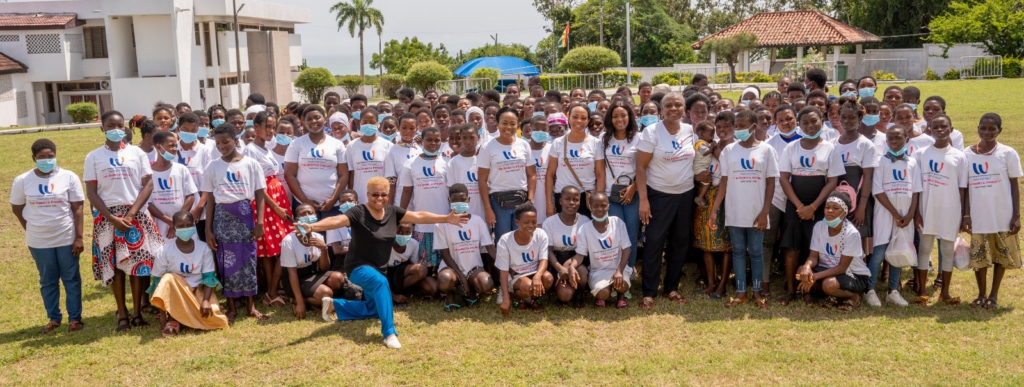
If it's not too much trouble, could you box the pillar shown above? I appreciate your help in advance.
[855,44,863,78]
[710,51,717,83]
[833,45,841,82]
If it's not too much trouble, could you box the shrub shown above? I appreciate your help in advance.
[558,45,621,73]
[293,67,337,104]
[943,68,961,80]
[337,75,364,97]
[970,57,1002,77]
[651,71,695,86]
[711,70,773,84]
[406,61,453,92]
[470,67,500,87]
[600,70,643,87]
[872,70,898,81]
[1004,57,1022,78]
[66,102,98,123]
[924,67,941,81]
[379,73,406,99]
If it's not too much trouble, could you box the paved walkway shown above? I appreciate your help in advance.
[0,123,100,136]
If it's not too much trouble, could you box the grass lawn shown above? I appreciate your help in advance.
[2,79,1024,386]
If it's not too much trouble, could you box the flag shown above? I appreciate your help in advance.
[560,22,570,48]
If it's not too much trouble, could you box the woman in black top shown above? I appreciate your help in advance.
[298,176,467,349]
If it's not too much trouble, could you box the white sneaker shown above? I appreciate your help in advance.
[384,334,402,349]
[886,290,908,306]
[322,297,337,322]
[496,291,503,305]
[864,290,882,307]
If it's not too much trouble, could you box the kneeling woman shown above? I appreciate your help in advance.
[282,203,347,320]
[574,193,633,308]
[497,204,555,316]
[302,176,468,349]
[795,192,872,311]
[542,186,591,307]
[148,211,229,337]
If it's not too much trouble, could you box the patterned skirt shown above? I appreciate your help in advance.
[213,201,258,298]
[92,204,162,286]
[413,230,439,267]
[253,176,293,258]
[693,185,732,252]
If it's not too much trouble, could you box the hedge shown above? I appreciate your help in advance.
[380,74,406,99]
[406,61,453,92]
[66,102,98,123]
[600,70,643,87]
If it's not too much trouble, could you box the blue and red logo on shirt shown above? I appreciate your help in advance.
[180,263,194,274]
[225,171,242,183]
[38,183,54,195]
[109,157,125,167]
[740,158,756,170]
[972,162,989,175]
[361,150,376,161]
[422,166,436,177]
[799,156,816,168]
[599,236,614,249]
[521,251,535,262]
[892,169,907,181]
[310,148,325,158]
[562,235,576,247]
[458,229,473,241]
[157,177,173,190]
[466,172,478,182]
[928,159,944,173]
[610,145,624,156]
[502,150,518,160]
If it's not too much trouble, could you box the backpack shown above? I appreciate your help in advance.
[835,180,858,213]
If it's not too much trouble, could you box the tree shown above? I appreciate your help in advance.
[330,0,384,78]
[927,0,1024,58]
[835,0,952,49]
[294,67,337,104]
[559,45,621,73]
[405,61,453,92]
[561,0,697,67]
[532,0,580,69]
[370,37,453,75]
[456,43,538,68]
[337,75,364,96]
[470,67,500,86]
[700,32,759,82]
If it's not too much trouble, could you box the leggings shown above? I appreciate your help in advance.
[918,234,955,272]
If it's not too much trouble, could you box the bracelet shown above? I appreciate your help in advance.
[963,215,971,218]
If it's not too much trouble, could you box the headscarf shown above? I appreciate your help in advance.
[741,87,760,101]
[547,112,568,126]
[329,112,349,129]
[465,106,484,123]
[245,104,266,117]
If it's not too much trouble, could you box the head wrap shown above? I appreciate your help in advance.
[547,112,568,126]
[329,112,349,129]
[741,87,760,101]
[245,105,266,117]
[465,106,484,123]
[827,196,849,215]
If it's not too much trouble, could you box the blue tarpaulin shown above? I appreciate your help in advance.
[453,56,541,78]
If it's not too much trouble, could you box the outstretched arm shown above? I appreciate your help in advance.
[401,210,469,227]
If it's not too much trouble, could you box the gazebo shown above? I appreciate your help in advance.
[691,10,882,81]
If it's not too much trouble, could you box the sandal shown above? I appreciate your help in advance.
[464,298,479,308]
[941,296,962,306]
[130,316,150,328]
[665,291,687,304]
[226,311,238,325]
[161,321,180,338]
[595,300,606,308]
[983,298,999,310]
[969,297,986,308]
[837,298,860,312]
[754,295,768,309]
[640,297,655,310]
[821,296,839,309]
[932,278,943,289]
[115,317,131,332]
[913,295,929,306]
[267,296,288,308]
[141,304,160,315]
[40,321,60,334]
[616,300,628,309]
[68,320,85,332]
[777,292,796,306]
[724,297,748,308]
[443,303,462,312]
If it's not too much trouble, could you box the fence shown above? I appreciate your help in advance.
[959,56,1003,79]
[859,58,911,80]
[542,73,604,92]
[779,61,835,82]
[435,78,494,95]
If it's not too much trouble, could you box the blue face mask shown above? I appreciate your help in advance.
[532,111,545,117]
[825,216,843,228]
[35,158,57,173]
[450,202,469,214]
[105,129,126,142]
[824,121,834,129]
[908,103,918,112]
[169,122,179,131]
[175,226,197,241]
[380,132,398,142]
[531,131,549,143]
[340,133,351,143]
[338,202,356,214]
[638,115,659,128]
[862,114,880,126]
[197,127,210,138]
[297,215,318,224]
[592,213,608,222]
[359,124,378,137]
[733,128,752,142]
[379,113,392,119]
[422,148,440,157]
[888,147,907,157]
[778,126,798,137]
[352,111,362,120]
[161,150,175,162]
[179,131,198,144]
[212,119,226,128]
[395,234,412,246]
[275,134,292,146]
[245,120,254,128]
[588,101,598,111]
[802,127,822,140]
[841,91,857,99]
[858,88,875,99]
[741,100,752,106]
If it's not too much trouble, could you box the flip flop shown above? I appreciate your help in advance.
[969,297,986,308]
[161,321,180,338]
[595,300,606,308]
[640,297,654,310]
[443,303,462,312]
[983,298,999,310]
[724,297,748,307]
[616,300,628,309]
[777,293,796,306]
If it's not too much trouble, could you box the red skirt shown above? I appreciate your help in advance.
[253,176,292,257]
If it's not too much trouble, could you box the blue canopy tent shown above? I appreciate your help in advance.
[453,56,540,92]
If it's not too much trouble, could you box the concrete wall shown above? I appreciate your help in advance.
[133,15,176,77]
[110,76,181,117]
[0,74,40,127]
[247,30,292,104]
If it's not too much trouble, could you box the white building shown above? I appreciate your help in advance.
[0,0,310,127]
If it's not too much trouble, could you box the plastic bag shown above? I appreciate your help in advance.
[954,234,971,271]
[885,226,917,268]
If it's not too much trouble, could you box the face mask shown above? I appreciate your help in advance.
[197,127,210,138]
[802,128,822,140]
[533,111,545,117]
[862,114,880,126]
[804,87,810,95]
[588,101,598,111]
[340,133,350,143]
[175,226,197,241]
[105,129,126,142]
[379,113,392,119]
[245,120,254,128]
[858,88,875,99]
[339,202,356,213]
[741,100,752,106]
[531,131,549,143]
[212,119,226,128]
[275,134,292,146]
[160,149,175,162]
[352,111,362,120]
[778,126,797,137]
[179,131,198,144]
[35,158,57,173]
[380,132,398,142]
[169,122,179,131]
[888,147,907,157]
[450,202,469,214]
[638,115,659,128]
[297,215,318,224]
[359,124,378,137]
[422,148,440,157]
[841,92,857,99]
[825,216,843,228]
[733,128,752,142]
[395,234,412,246]
[592,213,608,222]
[908,103,918,112]
[824,121,834,129]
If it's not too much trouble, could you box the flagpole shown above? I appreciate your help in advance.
[626,1,632,85]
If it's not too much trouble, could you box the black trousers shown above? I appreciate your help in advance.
[640,186,695,298]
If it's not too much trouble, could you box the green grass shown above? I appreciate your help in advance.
[2,79,1024,386]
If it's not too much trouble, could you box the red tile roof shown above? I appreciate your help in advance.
[692,10,881,49]
[0,13,82,30]
[0,52,28,75]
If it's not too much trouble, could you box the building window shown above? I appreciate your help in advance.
[207,78,215,88]
[203,23,213,66]
[194,23,201,45]
[199,79,205,88]
[0,35,18,42]
[83,27,108,58]
[25,34,62,54]
[65,34,84,54]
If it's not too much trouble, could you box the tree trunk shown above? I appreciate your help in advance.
[359,30,365,78]
[729,63,737,83]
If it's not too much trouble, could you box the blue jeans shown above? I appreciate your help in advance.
[607,193,640,267]
[868,243,903,290]
[489,197,518,240]
[28,245,82,322]
[727,227,765,293]
[332,265,396,337]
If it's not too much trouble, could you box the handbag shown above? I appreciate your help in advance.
[885,219,917,268]
[491,190,528,210]
[605,149,633,203]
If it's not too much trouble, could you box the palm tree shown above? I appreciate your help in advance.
[330,0,384,78]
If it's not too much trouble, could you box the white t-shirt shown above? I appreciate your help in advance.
[915,146,968,241]
[600,135,640,195]
[438,142,455,162]
[575,217,631,273]
[284,135,347,204]
[326,226,352,248]
[767,133,802,210]
[720,142,780,228]
[9,168,85,248]
[243,142,280,178]
[549,134,604,192]
[434,216,493,275]
[389,239,419,267]
[495,229,549,279]
[871,156,922,247]
[144,148,158,165]
[200,156,266,203]
[779,140,846,178]
[346,137,393,204]
[542,213,591,252]
[270,149,291,202]
[384,143,421,209]
[280,232,323,269]
[863,131,888,158]
[177,141,215,191]
[83,144,153,207]
[811,221,870,276]
[964,144,1024,234]
[150,163,198,237]
[531,144,552,225]
[398,156,449,232]
[152,238,215,288]
[477,137,533,192]
[833,135,880,169]
[636,121,696,194]
[906,134,936,157]
[446,154,485,218]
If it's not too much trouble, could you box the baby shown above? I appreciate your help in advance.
[692,121,717,207]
